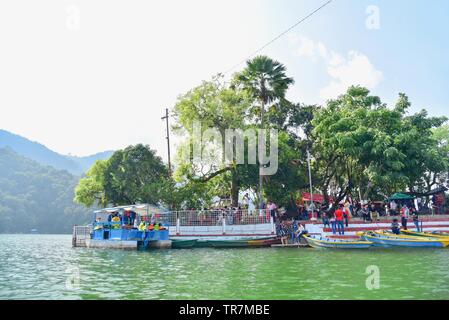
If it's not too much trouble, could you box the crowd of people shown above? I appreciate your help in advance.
[94,210,168,232]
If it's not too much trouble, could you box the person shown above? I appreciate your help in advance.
[330,215,337,235]
[412,210,420,232]
[390,200,398,216]
[391,218,400,235]
[138,221,147,232]
[242,193,250,209]
[308,201,316,219]
[277,222,288,245]
[111,214,121,229]
[322,210,330,228]
[334,205,345,235]
[371,204,379,222]
[343,203,351,227]
[359,204,370,222]
[401,205,410,230]
[94,217,103,230]
[148,223,155,231]
[235,207,242,225]
[295,223,308,242]
[269,201,277,223]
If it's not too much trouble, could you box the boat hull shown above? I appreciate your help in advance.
[171,239,198,249]
[208,237,280,248]
[304,235,372,249]
[401,230,449,240]
[362,233,449,248]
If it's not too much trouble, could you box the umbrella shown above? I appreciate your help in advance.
[388,193,416,201]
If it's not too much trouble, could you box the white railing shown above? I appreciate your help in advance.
[72,225,92,247]
[165,209,272,227]
[163,209,275,236]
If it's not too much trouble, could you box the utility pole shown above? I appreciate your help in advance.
[161,108,172,177]
[307,149,314,207]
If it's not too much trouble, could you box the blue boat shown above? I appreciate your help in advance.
[304,235,373,249]
[73,204,172,250]
[361,232,449,248]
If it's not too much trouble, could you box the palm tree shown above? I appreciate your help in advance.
[235,56,294,209]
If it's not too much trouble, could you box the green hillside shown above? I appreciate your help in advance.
[0,147,92,234]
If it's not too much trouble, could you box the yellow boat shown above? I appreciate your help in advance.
[361,230,449,248]
[401,230,449,240]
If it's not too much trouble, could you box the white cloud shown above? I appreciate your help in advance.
[290,34,383,102]
[321,51,384,101]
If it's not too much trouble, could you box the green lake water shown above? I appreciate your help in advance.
[0,234,449,300]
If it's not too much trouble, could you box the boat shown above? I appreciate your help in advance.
[361,231,449,248]
[401,230,449,239]
[208,237,280,248]
[304,235,373,249]
[171,239,198,249]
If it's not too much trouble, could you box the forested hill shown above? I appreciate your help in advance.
[0,148,92,234]
[0,129,113,175]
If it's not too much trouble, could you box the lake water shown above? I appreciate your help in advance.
[0,234,448,300]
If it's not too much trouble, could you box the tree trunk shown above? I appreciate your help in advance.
[259,97,265,209]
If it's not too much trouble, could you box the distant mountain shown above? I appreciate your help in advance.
[0,129,113,175]
[0,147,93,234]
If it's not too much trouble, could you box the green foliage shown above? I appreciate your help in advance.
[75,144,169,208]
[0,148,92,234]
[310,86,448,202]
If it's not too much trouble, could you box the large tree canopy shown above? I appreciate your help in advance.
[75,144,169,207]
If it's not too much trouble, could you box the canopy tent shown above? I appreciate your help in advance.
[388,193,416,201]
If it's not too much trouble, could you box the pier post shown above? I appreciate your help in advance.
[176,218,180,236]
[270,217,275,235]
[72,225,77,247]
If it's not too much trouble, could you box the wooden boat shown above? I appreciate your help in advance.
[304,235,373,249]
[401,230,449,239]
[208,237,280,248]
[171,239,198,249]
[361,231,449,248]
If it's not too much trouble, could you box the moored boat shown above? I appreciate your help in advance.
[304,235,373,249]
[208,237,280,248]
[361,231,449,248]
[401,230,449,239]
[171,239,198,249]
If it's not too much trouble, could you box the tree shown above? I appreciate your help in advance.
[234,56,295,207]
[75,144,169,208]
[310,86,448,206]
[74,160,109,207]
[172,76,253,207]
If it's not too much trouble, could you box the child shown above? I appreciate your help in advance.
[391,218,400,235]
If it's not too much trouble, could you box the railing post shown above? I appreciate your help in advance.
[176,217,180,236]
[222,216,226,235]
[270,217,275,235]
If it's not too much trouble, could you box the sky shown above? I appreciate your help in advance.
[0,0,448,159]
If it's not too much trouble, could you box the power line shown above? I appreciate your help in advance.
[223,0,334,75]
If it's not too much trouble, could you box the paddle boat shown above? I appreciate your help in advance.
[304,235,373,249]
[361,231,449,248]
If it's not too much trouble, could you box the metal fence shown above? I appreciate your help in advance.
[164,209,271,227]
